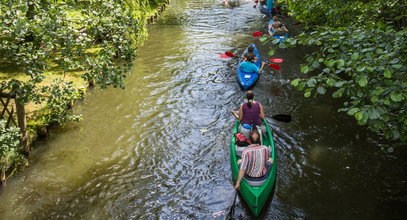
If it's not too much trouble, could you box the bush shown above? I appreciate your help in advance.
[0,120,26,182]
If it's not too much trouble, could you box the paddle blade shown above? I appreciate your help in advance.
[268,63,281,70]
[255,0,258,3]
[225,52,236,57]
[219,54,230,58]
[252,32,263,37]
[272,114,291,123]
[268,58,283,63]
[253,4,257,8]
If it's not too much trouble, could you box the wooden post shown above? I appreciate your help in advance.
[15,98,29,154]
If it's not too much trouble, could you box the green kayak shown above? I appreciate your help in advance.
[230,119,277,216]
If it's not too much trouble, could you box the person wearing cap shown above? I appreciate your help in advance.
[231,90,267,138]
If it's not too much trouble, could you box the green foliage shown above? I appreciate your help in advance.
[41,78,83,124]
[285,0,406,29]
[0,120,26,181]
[291,26,407,143]
[274,0,407,146]
[0,0,156,124]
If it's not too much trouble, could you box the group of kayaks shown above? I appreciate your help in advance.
[229,2,288,217]
[237,18,288,91]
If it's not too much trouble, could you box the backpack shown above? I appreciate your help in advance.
[236,133,251,146]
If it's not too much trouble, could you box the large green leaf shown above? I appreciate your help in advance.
[337,59,345,68]
[358,77,368,87]
[332,88,345,98]
[384,69,392,78]
[306,78,317,87]
[368,108,381,119]
[390,93,403,102]
[347,108,360,115]
[317,86,326,94]
[301,65,309,74]
[291,79,300,86]
[259,36,268,43]
[355,111,363,120]
[351,52,359,60]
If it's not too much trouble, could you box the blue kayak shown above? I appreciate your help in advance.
[237,44,261,90]
[259,6,273,16]
[268,19,289,42]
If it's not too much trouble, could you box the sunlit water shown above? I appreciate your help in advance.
[1,1,406,219]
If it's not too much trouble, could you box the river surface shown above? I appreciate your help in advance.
[1,1,406,219]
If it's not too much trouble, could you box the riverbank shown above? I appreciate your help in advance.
[0,1,405,218]
[0,0,170,186]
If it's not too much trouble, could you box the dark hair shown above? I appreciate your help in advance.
[246,53,255,62]
[247,46,254,53]
[246,90,254,108]
[249,130,260,144]
[273,16,279,21]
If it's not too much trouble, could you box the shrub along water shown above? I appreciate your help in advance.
[263,0,406,149]
[0,120,26,183]
[0,0,166,182]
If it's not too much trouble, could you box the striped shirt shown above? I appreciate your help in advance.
[240,144,270,178]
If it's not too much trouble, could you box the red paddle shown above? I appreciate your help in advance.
[219,52,236,58]
[268,64,281,70]
[253,4,257,8]
[268,58,283,63]
[252,32,263,37]
[225,52,236,57]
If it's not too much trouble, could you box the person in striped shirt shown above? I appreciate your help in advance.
[235,130,273,190]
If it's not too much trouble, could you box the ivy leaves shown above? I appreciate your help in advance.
[291,26,407,143]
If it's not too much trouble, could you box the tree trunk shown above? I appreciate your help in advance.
[15,99,29,154]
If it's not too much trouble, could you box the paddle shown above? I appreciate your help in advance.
[269,114,291,123]
[225,52,236,57]
[268,58,283,63]
[220,52,283,63]
[268,63,281,70]
[220,52,282,71]
[227,191,238,218]
[218,52,236,58]
[252,31,263,37]
[218,54,230,58]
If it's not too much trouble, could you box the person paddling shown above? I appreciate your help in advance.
[268,16,288,36]
[242,45,259,63]
[231,90,267,138]
[238,54,265,75]
[234,130,274,190]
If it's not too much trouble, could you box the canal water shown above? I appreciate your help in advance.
[1,0,406,219]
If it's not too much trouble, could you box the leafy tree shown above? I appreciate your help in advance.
[0,0,162,173]
[291,27,406,145]
[0,0,154,124]
[286,0,406,29]
[265,0,407,146]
